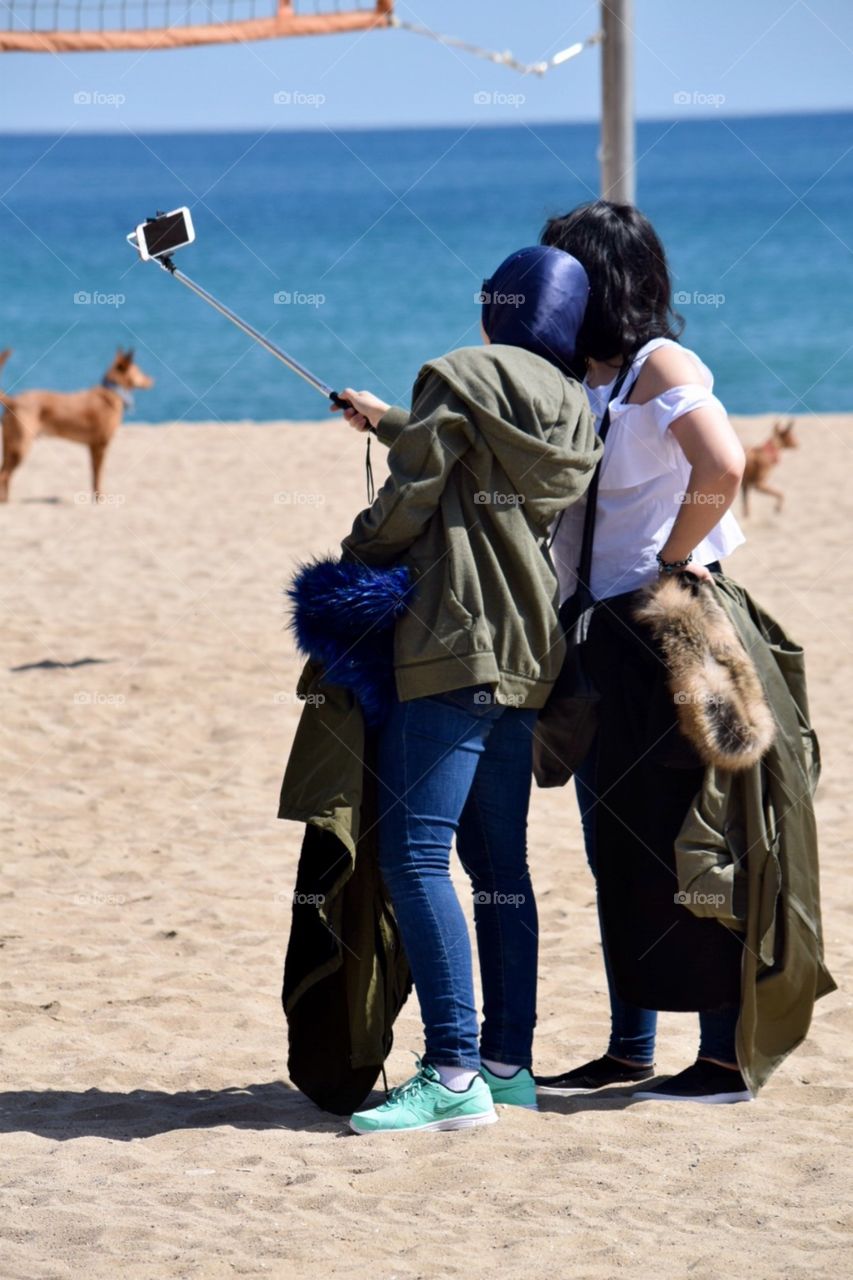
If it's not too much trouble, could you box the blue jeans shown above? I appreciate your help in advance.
[575,746,738,1066]
[377,686,539,1070]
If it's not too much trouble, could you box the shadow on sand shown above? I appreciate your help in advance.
[0,1082,346,1140]
[535,1082,666,1115]
[10,656,115,673]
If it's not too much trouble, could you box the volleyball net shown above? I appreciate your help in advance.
[0,0,393,53]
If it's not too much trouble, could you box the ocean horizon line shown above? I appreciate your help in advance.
[2,104,852,139]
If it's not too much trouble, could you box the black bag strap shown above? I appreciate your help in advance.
[573,362,640,589]
[548,363,635,558]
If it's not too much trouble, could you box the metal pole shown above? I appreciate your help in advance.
[600,0,635,204]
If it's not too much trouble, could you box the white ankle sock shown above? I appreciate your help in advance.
[481,1058,523,1078]
[435,1065,479,1092]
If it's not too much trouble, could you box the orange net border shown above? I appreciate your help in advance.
[0,0,393,52]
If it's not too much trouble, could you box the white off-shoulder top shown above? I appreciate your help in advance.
[551,338,745,603]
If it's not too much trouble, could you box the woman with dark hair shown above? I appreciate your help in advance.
[543,199,685,370]
[535,201,752,1104]
[326,247,599,1133]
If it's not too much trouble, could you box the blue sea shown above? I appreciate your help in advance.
[1,112,851,421]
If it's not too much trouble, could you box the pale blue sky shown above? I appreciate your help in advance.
[1,0,852,133]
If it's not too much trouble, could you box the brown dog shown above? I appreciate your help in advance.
[0,347,154,502]
[740,418,798,516]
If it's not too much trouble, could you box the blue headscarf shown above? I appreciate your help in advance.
[480,245,589,376]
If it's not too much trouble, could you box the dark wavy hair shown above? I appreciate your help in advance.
[540,200,684,366]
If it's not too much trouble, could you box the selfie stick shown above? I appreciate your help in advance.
[128,221,355,412]
[156,255,357,411]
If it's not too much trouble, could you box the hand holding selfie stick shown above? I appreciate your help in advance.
[127,207,359,415]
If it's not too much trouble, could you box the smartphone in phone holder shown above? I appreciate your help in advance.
[132,207,196,261]
[127,207,356,415]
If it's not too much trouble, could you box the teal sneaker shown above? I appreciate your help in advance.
[480,1065,539,1111]
[349,1060,498,1135]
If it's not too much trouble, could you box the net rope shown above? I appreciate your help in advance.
[388,17,603,77]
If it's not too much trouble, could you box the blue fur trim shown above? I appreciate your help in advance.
[287,557,414,726]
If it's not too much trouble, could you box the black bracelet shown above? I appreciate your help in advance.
[656,550,693,574]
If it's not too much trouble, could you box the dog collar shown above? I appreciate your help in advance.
[102,376,134,410]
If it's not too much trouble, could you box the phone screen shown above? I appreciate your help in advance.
[142,211,191,258]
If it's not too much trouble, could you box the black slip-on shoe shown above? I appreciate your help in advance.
[633,1059,752,1104]
[536,1055,656,1096]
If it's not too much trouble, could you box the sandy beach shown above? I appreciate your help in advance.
[1,413,851,1279]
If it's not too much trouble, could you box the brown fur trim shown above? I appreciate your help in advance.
[634,576,776,771]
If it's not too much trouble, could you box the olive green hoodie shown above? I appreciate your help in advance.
[341,344,599,710]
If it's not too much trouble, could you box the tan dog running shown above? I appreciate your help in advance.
[741,417,798,516]
[0,347,154,502]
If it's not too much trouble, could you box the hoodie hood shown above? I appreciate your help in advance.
[340,340,602,710]
[414,344,599,527]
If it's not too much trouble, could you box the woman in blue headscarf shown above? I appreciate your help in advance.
[478,244,590,376]
[323,247,598,1134]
